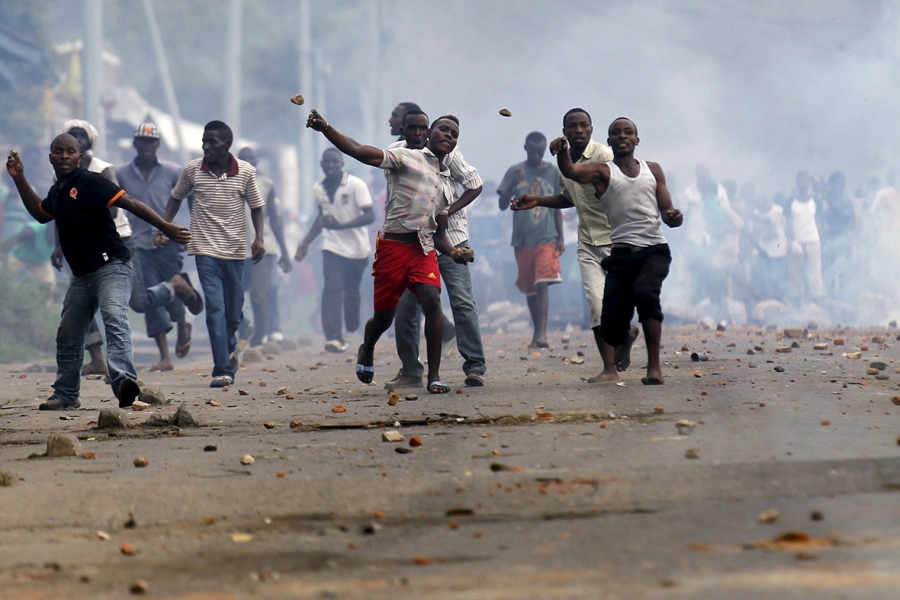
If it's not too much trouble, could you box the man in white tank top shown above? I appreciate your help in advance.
[541,117,683,385]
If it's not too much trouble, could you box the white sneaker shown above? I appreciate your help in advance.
[268,331,284,342]
[324,339,349,353]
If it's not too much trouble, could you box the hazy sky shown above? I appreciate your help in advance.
[377,0,895,195]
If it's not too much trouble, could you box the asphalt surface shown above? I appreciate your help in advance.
[1,324,899,599]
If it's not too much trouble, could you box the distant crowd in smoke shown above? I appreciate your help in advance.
[663,165,900,327]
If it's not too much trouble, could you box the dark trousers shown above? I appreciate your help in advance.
[600,244,671,347]
[321,250,368,342]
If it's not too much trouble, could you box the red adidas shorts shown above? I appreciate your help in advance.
[372,238,441,312]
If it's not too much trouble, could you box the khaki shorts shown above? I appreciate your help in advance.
[576,241,611,329]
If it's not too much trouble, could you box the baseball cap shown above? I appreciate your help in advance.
[134,123,161,139]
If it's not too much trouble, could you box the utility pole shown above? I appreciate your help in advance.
[226,0,242,142]
[298,0,313,216]
[82,0,104,153]
[142,0,188,166]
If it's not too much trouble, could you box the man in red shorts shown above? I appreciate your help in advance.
[306,109,470,393]
[498,131,564,348]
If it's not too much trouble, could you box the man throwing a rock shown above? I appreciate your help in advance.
[533,118,683,384]
[6,136,193,410]
[305,109,470,393]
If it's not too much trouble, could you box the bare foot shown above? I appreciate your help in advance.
[149,360,174,372]
[641,368,664,385]
[528,340,550,349]
[82,361,109,377]
[584,371,619,384]
[614,325,641,372]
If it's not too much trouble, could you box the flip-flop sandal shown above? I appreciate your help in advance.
[175,323,193,358]
[427,380,450,394]
[355,344,375,384]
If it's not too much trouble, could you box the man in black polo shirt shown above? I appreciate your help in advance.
[5,135,193,410]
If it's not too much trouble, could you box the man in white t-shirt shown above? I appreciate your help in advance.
[786,170,824,305]
[295,147,375,352]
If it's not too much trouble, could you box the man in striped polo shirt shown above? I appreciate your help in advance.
[161,121,265,388]
[389,111,487,388]
[306,109,471,394]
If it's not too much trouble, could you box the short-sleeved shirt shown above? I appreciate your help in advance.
[314,172,374,260]
[39,168,130,276]
[171,154,264,260]
[86,156,132,239]
[117,158,183,250]
[386,142,482,248]
[379,146,452,254]
[498,160,561,248]
[560,139,614,246]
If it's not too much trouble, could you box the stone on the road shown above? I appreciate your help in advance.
[685,447,701,459]
[0,470,15,487]
[139,386,169,405]
[758,509,780,523]
[129,579,149,594]
[130,400,150,411]
[46,434,83,457]
[382,431,404,442]
[133,457,149,468]
[97,409,128,429]
[240,455,254,465]
[675,420,696,435]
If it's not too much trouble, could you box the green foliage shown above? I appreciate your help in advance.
[0,267,60,363]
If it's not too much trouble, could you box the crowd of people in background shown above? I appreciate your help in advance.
[3,104,900,399]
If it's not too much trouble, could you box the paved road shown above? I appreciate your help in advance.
[1,325,899,598]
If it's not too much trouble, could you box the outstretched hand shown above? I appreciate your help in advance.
[161,223,191,245]
[549,137,568,156]
[306,110,328,132]
[510,195,538,211]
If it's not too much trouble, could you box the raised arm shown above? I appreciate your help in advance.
[5,151,53,224]
[647,161,683,228]
[551,137,607,185]
[306,110,384,167]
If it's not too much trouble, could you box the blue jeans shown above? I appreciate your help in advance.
[54,260,139,404]
[395,240,486,377]
[196,255,244,378]
[133,245,186,337]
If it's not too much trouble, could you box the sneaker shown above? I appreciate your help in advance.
[170,273,204,315]
[119,377,141,409]
[268,331,284,342]
[385,369,424,390]
[210,375,233,388]
[39,396,81,411]
[324,339,349,353]
[464,370,485,387]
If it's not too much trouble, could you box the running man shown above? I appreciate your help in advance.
[6,137,193,409]
[305,109,470,393]
[523,117,682,384]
